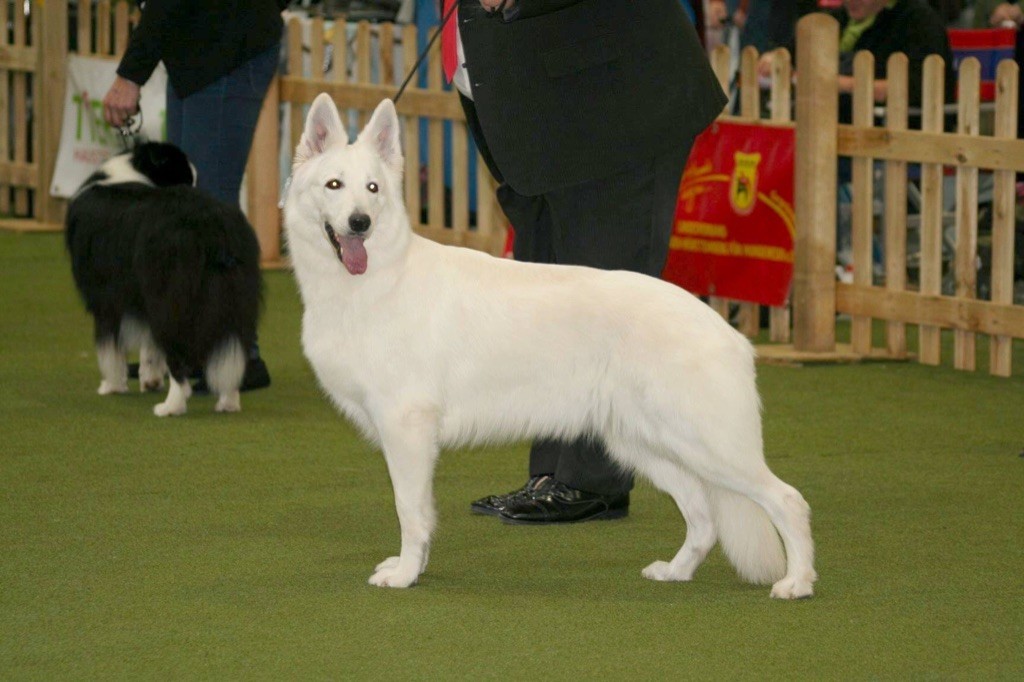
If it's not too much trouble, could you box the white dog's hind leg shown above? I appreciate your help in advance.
[713,465,816,599]
[369,407,440,588]
[754,477,816,599]
[96,337,129,395]
[153,375,192,417]
[632,456,717,582]
[138,333,167,392]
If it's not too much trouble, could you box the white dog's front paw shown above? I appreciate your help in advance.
[368,557,419,588]
[98,380,128,395]
[642,560,694,582]
[153,401,186,417]
[770,575,815,600]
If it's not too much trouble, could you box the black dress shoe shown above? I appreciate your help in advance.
[499,480,629,524]
[240,357,271,391]
[192,357,271,394]
[469,475,553,516]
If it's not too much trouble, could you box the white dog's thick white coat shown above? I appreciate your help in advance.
[284,95,816,598]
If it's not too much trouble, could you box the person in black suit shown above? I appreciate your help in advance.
[102,0,286,391]
[455,0,727,524]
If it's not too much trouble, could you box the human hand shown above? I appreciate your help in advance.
[707,0,728,28]
[479,0,515,12]
[989,2,1024,27]
[733,7,747,30]
[757,51,776,79]
[102,76,141,128]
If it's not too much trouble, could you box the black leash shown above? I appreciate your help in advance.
[393,0,460,104]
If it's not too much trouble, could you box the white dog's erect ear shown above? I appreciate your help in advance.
[294,93,345,167]
[358,99,403,170]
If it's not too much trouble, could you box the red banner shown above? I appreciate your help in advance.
[662,120,795,307]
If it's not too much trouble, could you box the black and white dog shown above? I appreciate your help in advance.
[65,142,262,416]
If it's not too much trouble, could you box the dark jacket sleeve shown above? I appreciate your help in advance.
[116,0,175,86]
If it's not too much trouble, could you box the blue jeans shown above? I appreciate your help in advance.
[166,43,280,206]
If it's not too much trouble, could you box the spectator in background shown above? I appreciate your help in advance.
[972,0,1024,155]
[705,0,748,51]
[707,0,817,53]
[707,0,749,34]
[759,0,954,121]
[929,0,964,23]
[973,0,1023,26]
[832,0,955,114]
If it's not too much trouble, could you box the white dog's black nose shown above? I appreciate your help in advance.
[349,213,371,234]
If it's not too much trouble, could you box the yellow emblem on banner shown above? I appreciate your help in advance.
[729,151,761,216]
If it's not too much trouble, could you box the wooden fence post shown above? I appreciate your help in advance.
[707,44,731,322]
[883,53,909,358]
[917,55,947,365]
[793,14,839,352]
[768,47,793,343]
[953,57,981,371]
[737,46,762,339]
[39,1,68,227]
[989,60,1020,376]
[850,50,875,355]
[247,75,282,265]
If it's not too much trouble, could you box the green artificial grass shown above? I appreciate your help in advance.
[1,231,1022,679]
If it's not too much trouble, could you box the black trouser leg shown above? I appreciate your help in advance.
[464,95,693,497]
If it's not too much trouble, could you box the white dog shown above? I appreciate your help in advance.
[283,95,817,598]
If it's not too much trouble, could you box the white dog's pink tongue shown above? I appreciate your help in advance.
[340,235,367,275]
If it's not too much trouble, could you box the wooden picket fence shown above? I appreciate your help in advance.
[0,1,58,230]
[8,6,1024,376]
[0,0,136,231]
[792,14,1024,376]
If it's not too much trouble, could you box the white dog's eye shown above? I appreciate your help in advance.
[367,182,379,194]
[326,179,343,190]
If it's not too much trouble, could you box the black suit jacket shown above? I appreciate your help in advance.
[117,0,284,98]
[458,0,727,196]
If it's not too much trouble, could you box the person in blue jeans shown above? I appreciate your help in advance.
[102,0,286,391]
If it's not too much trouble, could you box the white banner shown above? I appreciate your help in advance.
[49,55,168,198]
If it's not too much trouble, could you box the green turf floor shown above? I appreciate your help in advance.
[1,232,1022,679]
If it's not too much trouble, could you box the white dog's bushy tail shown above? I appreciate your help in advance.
[709,486,787,585]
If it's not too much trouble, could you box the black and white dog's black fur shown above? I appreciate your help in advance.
[65,142,262,416]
